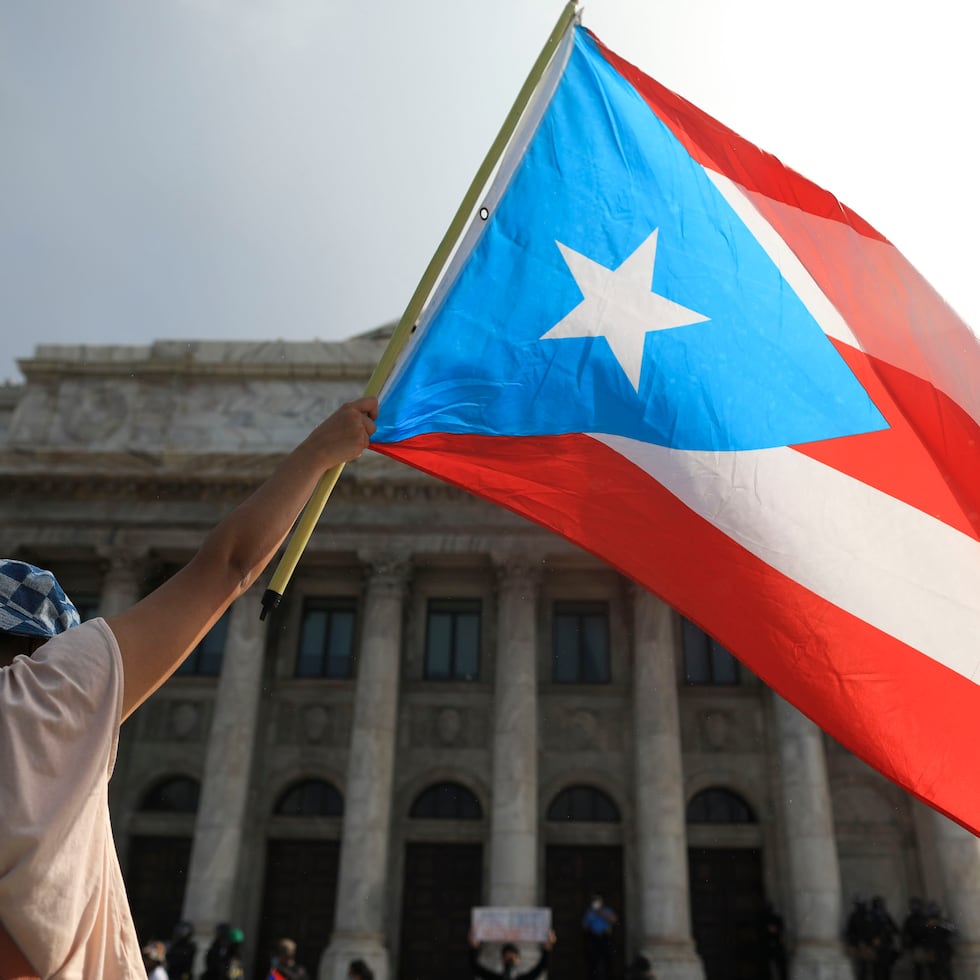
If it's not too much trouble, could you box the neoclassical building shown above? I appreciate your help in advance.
[2,334,978,980]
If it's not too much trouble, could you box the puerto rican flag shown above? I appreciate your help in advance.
[372,23,980,831]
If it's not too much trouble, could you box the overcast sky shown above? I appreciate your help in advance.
[1,0,977,385]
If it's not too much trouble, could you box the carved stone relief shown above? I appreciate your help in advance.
[699,710,735,752]
[60,384,129,444]
[541,705,624,752]
[136,697,209,742]
[492,554,544,599]
[129,385,178,445]
[409,705,490,750]
[301,705,331,744]
[681,702,764,753]
[360,551,413,599]
[436,707,463,746]
[170,702,202,741]
[12,372,368,454]
[275,700,352,747]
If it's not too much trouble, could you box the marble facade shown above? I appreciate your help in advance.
[2,336,977,980]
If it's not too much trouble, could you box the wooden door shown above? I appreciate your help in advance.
[688,847,767,980]
[254,839,340,979]
[399,842,483,980]
[126,835,192,946]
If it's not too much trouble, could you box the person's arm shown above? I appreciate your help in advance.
[519,949,549,980]
[468,944,500,980]
[108,397,378,719]
[519,931,556,980]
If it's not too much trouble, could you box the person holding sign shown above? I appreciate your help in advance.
[468,929,557,980]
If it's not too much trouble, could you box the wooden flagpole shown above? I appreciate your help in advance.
[260,1,581,619]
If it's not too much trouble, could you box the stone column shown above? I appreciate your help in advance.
[918,805,980,980]
[181,580,268,964]
[771,695,851,980]
[101,547,147,821]
[632,590,704,980]
[488,558,541,909]
[320,555,410,980]
[97,547,145,617]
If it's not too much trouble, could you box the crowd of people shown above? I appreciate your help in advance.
[757,895,957,980]
[845,895,956,980]
[142,894,615,980]
[137,923,311,980]
[460,891,957,980]
[130,890,958,980]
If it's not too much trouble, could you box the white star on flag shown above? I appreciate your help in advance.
[541,229,709,392]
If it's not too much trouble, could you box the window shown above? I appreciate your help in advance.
[296,598,357,678]
[274,779,344,817]
[546,785,621,823]
[552,601,610,683]
[139,777,200,813]
[682,619,739,685]
[175,610,230,677]
[410,782,483,819]
[425,599,481,681]
[686,788,756,824]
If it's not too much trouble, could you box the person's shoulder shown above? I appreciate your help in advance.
[2,619,120,704]
[31,619,122,697]
[32,618,119,669]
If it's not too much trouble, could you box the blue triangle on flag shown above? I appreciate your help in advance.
[377,29,888,453]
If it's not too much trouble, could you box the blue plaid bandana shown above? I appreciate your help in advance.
[0,560,81,638]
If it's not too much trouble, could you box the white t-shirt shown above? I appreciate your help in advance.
[0,618,145,979]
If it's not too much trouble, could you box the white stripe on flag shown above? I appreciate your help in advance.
[592,434,980,682]
[709,169,980,428]
[706,170,862,350]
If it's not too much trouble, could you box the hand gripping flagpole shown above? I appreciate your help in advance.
[259,1,581,620]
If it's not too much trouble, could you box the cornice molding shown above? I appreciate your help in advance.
[17,338,389,383]
[0,471,476,504]
[20,359,377,382]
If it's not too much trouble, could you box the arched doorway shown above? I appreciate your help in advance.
[544,784,625,980]
[687,788,766,980]
[255,778,344,979]
[399,781,485,980]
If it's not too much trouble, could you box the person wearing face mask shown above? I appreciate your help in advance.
[582,893,618,980]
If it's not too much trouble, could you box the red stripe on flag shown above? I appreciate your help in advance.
[795,340,980,538]
[588,31,885,240]
[373,430,980,833]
